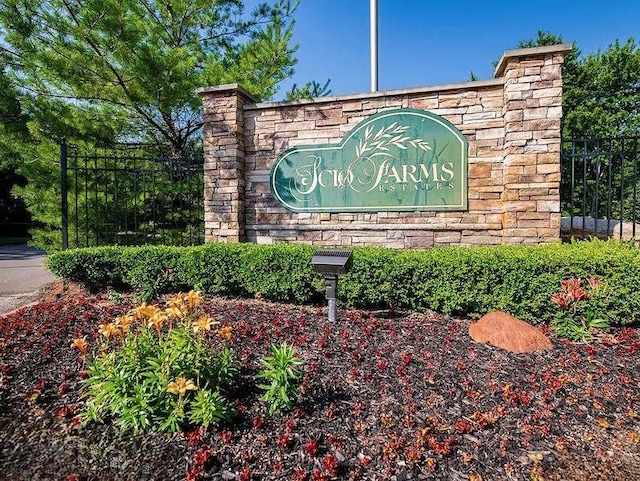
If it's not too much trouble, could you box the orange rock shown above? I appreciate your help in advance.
[469,311,552,353]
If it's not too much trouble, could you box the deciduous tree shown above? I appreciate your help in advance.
[563,37,640,139]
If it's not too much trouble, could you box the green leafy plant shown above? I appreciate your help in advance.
[106,289,125,305]
[258,342,302,415]
[79,291,236,434]
[188,389,230,429]
[551,278,610,340]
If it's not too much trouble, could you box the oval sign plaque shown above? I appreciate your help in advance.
[270,108,468,212]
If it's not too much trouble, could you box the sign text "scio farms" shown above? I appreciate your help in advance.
[270,109,468,212]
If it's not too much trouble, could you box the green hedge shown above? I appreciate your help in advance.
[47,240,640,325]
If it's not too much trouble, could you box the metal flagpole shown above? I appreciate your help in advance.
[370,0,378,92]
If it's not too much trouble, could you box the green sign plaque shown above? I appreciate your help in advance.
[270,108,468,212]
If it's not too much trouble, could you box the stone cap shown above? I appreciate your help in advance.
[244,79,504,110]
[197,83,258,102]
[494,43,573,78]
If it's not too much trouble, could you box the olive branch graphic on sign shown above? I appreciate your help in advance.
[349,122,432,172]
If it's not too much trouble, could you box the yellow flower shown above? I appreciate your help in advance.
[130,302,160,321]
[147,312,169,332]
[192,316,218,333]
[184,290,203,310]
[166,376,198,396]
[217,326,233,341]
[527,453,543,463]
[98,323,121,339]
[114,314,135,333]
[72,337,89,354]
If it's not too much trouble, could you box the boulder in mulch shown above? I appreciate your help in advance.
[469,311,553,353]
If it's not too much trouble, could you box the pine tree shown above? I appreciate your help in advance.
[0,0,304,154]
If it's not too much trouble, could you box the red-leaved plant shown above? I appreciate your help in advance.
[550,278,609,340]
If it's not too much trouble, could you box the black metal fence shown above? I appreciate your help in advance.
[561,136,640,240]
[61,141,204,249]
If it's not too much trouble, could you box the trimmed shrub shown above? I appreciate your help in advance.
[120,246,187,300]
[47,240,640,326]
[388,246,556,318]
[238,243,321,303]
[339,247,399,308]
[178,243,246,295]
[46,246,125,290]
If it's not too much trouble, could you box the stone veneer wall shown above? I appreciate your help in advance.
[200,44,572,248]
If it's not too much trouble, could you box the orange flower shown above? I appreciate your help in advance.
[217,326,233,341]
[184,290,203,311]
[166,376,198,396]
[147,312,169,332]
[163,306,184,320]
[166,294,187,313]
[193,316,218,333]
[114,314,135,333]
[98,323,122,339]
[72,337,89,354]
[130,302,160,321]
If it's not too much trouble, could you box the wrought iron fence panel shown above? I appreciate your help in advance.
[61,142,204,249]
[561,136,640,241]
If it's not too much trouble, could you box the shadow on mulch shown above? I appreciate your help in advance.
[0,283,639,480]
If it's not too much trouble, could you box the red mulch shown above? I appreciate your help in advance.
[0,284,639,480]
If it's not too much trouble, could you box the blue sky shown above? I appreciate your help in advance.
[267,0,639,100]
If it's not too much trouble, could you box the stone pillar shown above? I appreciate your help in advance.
[496,44,572,244]
[200,84,255,242]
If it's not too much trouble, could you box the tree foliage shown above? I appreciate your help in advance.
[0,0,307,154]
[285,78,332,101]
[0,59,29,171]
[516,30,569,50]
[563,38,640,138]
[0,59,31,237]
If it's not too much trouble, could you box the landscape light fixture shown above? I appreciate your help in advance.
[311,249,353,322]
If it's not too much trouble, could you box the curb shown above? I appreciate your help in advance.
[0,283,56,318]
[0,299,42,318]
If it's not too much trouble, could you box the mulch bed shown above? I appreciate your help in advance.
[0,283,639,480]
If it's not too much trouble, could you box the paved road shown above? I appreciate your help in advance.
[0,245,56,316]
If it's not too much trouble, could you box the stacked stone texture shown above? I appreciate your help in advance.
[200,45,571,248]
[500,48,566,244]
[202,88,251,242]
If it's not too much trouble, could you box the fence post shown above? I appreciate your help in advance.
[60,139,68,250]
